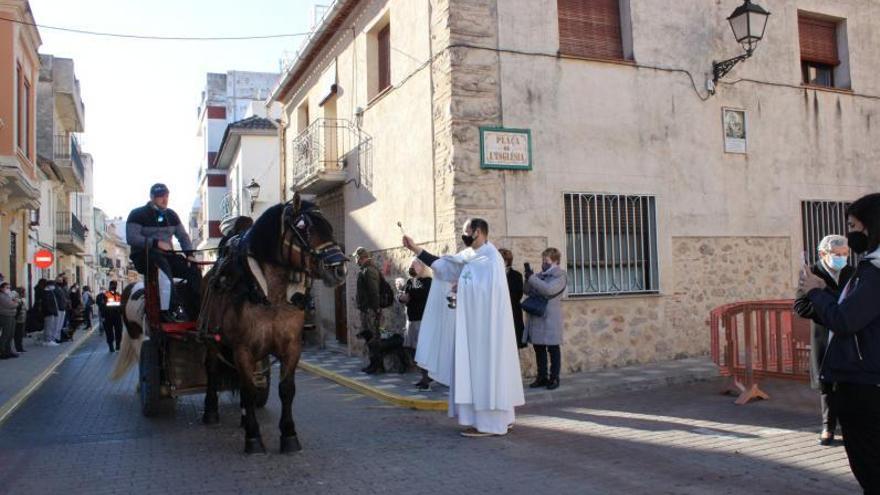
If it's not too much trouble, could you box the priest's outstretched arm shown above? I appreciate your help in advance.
[402,236,463,284]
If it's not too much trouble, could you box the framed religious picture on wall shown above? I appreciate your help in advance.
[722,108,747,154]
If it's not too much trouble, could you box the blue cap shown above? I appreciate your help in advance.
[150,183,169,197]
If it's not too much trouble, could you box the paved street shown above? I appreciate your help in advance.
[0,333,858,495]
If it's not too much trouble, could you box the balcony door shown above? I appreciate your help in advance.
[322,98,339,171]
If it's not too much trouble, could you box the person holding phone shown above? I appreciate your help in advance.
[794,235,854,445]
[523,248,567,390]
[799,193,880,493]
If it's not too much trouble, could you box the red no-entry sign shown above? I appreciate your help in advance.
[34,249,54,269]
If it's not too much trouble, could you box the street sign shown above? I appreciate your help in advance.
[479,127,532,170]
[34,249,54,269]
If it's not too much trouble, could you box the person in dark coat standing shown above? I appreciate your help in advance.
[398,258,433,389]
[499,249,526,349]
[13,287,27,353]
[799,193,880,494]
[97,281,124,352]
[794,234,854,446]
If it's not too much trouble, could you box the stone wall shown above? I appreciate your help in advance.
[546,236,794,375]
[663,236,793,360]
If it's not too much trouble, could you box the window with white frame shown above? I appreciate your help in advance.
[801,200,851,266]
[564,193,659,296]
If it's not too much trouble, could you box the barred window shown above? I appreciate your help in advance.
[801,200,851,265]
[564,193,659,296]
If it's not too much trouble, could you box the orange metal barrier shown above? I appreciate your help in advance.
[710,300,812,404]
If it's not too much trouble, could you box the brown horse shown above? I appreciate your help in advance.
[199,193,347,454]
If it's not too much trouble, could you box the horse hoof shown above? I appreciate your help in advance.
[245,437,267,455]
[202,411,220,425]
[280,435,302,454]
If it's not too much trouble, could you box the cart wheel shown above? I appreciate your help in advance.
[255,360,271,409]
[139,339,163,417]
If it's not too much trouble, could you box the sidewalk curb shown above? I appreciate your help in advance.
[299,361,448,412]
[0,327,96,426]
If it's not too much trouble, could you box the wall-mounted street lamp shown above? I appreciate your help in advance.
[710,0,771,93]
[246,179,261,211]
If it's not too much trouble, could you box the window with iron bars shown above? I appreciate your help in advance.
[564,193,659,296]
[801,200,852,266]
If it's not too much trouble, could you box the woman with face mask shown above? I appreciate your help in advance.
[799,193,880,493]
[398,258,433,390]
[794,234,854,446]
[523,248,567,390]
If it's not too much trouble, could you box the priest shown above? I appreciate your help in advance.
[404,218,525,437]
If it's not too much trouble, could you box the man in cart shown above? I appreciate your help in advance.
[126,183,202,322]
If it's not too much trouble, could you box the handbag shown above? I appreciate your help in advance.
[521,283,566,317]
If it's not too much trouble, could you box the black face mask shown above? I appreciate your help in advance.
[461,234,475,247]
[847,231,870,254]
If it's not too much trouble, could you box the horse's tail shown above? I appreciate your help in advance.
[110,281,146,381]
[110,330,143,381]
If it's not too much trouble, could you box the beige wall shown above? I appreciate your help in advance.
[280,0,880,366]
[484,0,880,368]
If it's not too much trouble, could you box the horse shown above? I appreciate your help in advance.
[199,193,347,454]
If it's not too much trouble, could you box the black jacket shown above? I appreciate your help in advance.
[356,262,381,311]
[808,259,880,385]
[507,268,526,348]
[126,202,192,255]
[401,277,431,322]
[794,261,855,388]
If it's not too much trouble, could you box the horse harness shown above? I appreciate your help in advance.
[199,202,343,340]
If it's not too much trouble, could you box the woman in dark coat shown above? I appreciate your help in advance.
[499,249,526,349]
[398,258,433,390]
[799,193,880,494]
[794,234,854,445]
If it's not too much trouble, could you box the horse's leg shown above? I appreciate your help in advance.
[237,349,265,454]
[202,346,220,425]
[279,353,302,454]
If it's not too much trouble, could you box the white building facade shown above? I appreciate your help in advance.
[190,71,280,258]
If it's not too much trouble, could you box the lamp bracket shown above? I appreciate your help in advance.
[712,51,752,86]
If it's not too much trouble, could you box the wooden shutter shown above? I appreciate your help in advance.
[798,16,839,66]
[378,24,391,91]
[558,0,624,60]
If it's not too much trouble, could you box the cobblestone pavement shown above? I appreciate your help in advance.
[301,346,719,407]
[0,326,95,416]
[0,333,858,495]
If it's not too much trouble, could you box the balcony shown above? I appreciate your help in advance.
[289,118,372,194]
[56,211,86,254]
[53,135,85,192]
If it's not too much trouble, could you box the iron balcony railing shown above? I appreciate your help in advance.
[53,134,85,180]
[56,211,86,243]
[289,118,373,189]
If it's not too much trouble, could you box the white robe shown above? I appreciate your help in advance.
[415,277,455,386]
[427,242,525,434]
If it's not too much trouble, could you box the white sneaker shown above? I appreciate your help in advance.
[46,341,59,347]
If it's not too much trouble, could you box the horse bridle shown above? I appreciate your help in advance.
[280,203,346,272]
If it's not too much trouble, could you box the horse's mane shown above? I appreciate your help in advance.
[245,201,334,263]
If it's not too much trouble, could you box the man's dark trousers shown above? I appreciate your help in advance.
[104,314,123,351]
[131,248,202,307]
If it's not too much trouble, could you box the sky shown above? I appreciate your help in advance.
[29,0,324,219]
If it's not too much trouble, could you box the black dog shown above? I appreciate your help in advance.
[356,330,408,375]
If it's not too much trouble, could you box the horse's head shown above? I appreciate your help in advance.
[281,192,348,287]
